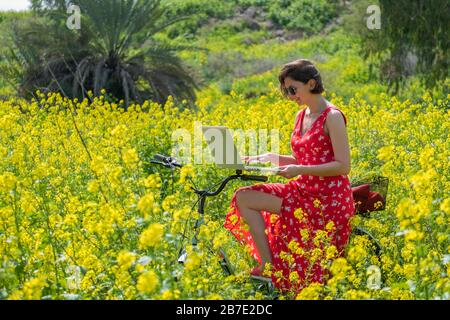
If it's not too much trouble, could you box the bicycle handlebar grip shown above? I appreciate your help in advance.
[242,175,268,182]
[153,154,168,162]
[167,156,182,168]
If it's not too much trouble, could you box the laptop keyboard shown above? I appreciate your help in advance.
[244,166,281,172]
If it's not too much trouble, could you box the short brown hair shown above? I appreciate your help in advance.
[278,59,325,94]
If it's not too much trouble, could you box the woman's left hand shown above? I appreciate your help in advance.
[276,165,303,179]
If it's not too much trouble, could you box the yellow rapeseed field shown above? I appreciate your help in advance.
[0,88,448,300]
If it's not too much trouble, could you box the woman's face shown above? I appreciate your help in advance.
[283,76,315,105]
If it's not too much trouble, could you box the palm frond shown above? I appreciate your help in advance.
[6,0,199,107]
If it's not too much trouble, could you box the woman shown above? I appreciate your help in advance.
[224,59,355,294]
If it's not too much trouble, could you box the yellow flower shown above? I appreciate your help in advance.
[270,214,278,224]
[179,164,195,184]
[313,198,321,208]
[309,248,323,263]
[161,290,174,300]
[63,213,78,226]
[0,64,447,300]
[20,191,37,214]
[330,258,351,277]
[289,271,300,284]
[279,251,293,264]
[404,230,424,242]
[162,194,177,212]
[90,155,109,175]
[198,224,214,241]
[122,148,139,168]
[12,277,47,300]
[435,215,445,226]
[343,289,371,300]
[139,223,164,249]
[137,270,159,294]
[185,250,201,271]
[294,207,305,221]
[440,198,450,214]
[403,264,416,278]
[347,245,367,263]
[288,240,300,253]
[391,288,414,300]
[350,215,362,227]
[326,245,338,260]
[295,247,305,256]
[300,229,309,241]
[325,221,335,232]
[143,174,162,189]
[87,180,100,193]
[296,283,322,300]
[262,263,273,277]
[117,251,136,270]
[0,172,17,193]
[172,206,191,222]
[229,214,239,224]
[109,166,123,187]
[138,193,155,218]
[377,145,395,162]
[273,270,284,282]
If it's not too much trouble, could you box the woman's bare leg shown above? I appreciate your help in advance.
[236,189,283,267]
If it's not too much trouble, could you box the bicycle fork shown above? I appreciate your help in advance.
[177,191,234,276]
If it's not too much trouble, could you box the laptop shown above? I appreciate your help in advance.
[201,126,281,173]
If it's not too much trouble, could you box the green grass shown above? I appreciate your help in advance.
[0,3,447,104]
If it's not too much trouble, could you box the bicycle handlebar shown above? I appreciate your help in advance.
[150,154,268,185]
[150,153,267,182]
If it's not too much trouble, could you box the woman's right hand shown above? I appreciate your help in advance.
[242,153,277,165]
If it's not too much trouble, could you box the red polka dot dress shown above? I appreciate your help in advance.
[224,103,356,294]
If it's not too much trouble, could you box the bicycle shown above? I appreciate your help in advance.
[149,153,387,297]
[149,153,278,297]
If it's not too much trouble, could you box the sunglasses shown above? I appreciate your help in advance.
[283,86,297,96]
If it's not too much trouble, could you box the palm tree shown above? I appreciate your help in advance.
[4,0,198,108]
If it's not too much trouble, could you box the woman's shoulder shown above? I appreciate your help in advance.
[325,105,347,125]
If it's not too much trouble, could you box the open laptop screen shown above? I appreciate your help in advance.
[201,126,244,169]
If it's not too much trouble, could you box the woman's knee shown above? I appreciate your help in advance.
[235,188,251,208]
[236,189,282,214]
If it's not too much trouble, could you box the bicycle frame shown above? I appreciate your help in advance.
[150,154,268,276]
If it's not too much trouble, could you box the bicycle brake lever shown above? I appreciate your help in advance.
[153,154,168,163]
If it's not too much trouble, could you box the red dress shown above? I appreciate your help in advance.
[224,103,355,294]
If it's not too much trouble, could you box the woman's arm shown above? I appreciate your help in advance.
[244,111,303,167]
[272,154,298,166]
[242,153,298,166]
